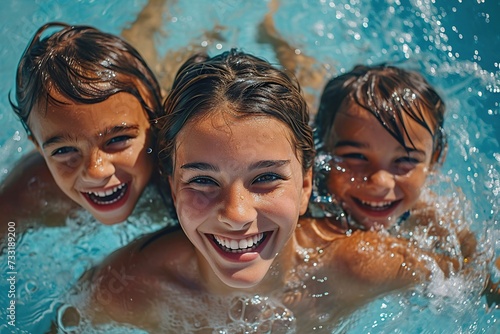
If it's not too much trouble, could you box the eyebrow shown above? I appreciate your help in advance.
[400,146,426,156]
[334,140,367,149]
[249,160,290,170]
[42,124,140,149]
[180,160,290,172]
[100,124,140,137]
[334,140,426,156]
[180,162,219,172]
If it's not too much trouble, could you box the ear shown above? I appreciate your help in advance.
[299,168,313,215]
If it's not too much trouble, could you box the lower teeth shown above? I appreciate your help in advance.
[94,193,124,205]
[90,185,127,205]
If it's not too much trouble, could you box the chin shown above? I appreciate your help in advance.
[220,270,267,290]
[92,210,131,225]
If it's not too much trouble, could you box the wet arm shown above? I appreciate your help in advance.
[256,0,331,112]
[121,0,226,93]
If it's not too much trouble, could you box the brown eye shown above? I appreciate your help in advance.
[51,146,77,156]
[341,153,367,161]
[393,157,420,175]
[253,173,284,184]
[395,156,420,165]
[188,177,219,186]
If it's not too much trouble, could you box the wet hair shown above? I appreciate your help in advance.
[9,22,163,136]
[315,64,447,165]
[157,48,314,175]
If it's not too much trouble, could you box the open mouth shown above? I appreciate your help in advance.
[353,197,401,214]
[212,233,267,253]
[84,183,128,205]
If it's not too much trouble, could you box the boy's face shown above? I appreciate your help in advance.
[169,111,312,289]
[28,92,154,224]
[325,103,434,230]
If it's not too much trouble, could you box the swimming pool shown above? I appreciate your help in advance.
[0,0,498,332]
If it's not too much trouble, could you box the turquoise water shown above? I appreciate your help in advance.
[0,0,498,333]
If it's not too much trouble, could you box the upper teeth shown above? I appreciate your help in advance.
[88,183,125,198]
[361,200,392,208]
[214,233,264,250]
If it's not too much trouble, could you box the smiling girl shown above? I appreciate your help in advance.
[80,51,440,333]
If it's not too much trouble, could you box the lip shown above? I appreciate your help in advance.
[209,232,271,262]
[351,196,402,218]
[82,182,131,212]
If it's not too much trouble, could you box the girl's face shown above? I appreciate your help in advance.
[28,92,154,225]
[326,102,434,230]
[169,111,312,289]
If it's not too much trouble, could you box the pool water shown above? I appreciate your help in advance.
[0,0,498,333]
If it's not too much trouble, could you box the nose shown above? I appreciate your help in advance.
[366,169,396,192]
[81,149,115,183]
[218,184,257,230]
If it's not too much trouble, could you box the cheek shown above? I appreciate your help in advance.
[48,159,82,181]
[46,166,78,197]
[406,166,429,187]
[135,149,155,173]
[175,190,219,223]
[326,171,351,197]
[118,144,154,176]
[126,138,149,160]
[399,168,429,200]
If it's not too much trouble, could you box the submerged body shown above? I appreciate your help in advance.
[85,217,431,332]
[80,52,441,332]
[312,63,496,308]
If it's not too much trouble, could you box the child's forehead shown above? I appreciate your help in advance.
[173,112,299,169]
[335,100,378,123]
[333,100,432,139]
[175,111,295,153]
[182,110,286,138]
[31,90,148,124]
[38,72,150,105]
[28,92,151,145]
[338,95,431,123]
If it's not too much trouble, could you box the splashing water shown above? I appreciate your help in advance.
[0,0,498,333]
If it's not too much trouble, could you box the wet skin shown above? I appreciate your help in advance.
[325,103,434,229]
[86,110,444,332]
[28,92,154,225]
[169,111,312,289]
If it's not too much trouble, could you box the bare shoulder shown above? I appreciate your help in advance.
[294,218,422,282]
[295,217,346,248]
[87,226,195,325]
[324,229,430,286]
[292,218,429,309]
[0,151,77,234]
